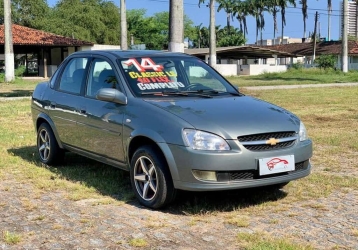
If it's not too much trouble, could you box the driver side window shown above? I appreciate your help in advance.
[86,59,118,98]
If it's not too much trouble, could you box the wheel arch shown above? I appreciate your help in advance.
[127,132,180,182]
[36,113,64,148]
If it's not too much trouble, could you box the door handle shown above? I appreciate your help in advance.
[79,109,86,114]
[50,102,56,109]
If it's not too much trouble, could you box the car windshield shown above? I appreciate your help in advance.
[118,56,239,97]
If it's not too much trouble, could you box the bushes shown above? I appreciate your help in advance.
[15,66,26,77]
[314,54,336,70]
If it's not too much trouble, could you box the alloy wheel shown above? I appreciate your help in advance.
[133,156,158,201]
[38,128,51,161]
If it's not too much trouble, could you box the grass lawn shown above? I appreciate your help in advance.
[0,86,357,248]
[227,68,358,87]
[0,78,40,97]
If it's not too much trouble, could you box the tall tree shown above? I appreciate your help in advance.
[248,0,267,44]
[278,0,296,44]
[45,0,120,44]
[300,0,308,39]
[11,0,50,29]
[216,0,236,33]
[233,0,248,40]
[267,0,279,45]
[199,0,216,66]
[327,0,332,40]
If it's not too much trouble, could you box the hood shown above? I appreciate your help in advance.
[145,96,300,139]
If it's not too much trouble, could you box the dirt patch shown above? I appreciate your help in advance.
[1,176,357,249]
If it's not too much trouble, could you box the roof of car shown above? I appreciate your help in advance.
[73,50,191,58]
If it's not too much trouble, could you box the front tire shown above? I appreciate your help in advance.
[37,123,64,165]
[130,145,176,209]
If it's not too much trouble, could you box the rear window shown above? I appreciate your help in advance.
[118,56,236,97]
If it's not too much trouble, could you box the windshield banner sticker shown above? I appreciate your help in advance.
[137,82,185,90]
[124,58,164,72]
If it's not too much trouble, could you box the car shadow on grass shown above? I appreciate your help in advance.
[8,145,134,203]
[0,90,33,97]
[9,145,288,214]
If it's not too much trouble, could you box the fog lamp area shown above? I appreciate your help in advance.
[192,170,217,181]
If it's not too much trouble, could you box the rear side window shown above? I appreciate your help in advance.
[58,57,89,94]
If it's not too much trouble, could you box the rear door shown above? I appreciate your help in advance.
[49,56,90,147]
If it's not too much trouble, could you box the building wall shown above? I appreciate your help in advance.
[80,44,121,51]
[213,64,238,76]
[238,64,288,76]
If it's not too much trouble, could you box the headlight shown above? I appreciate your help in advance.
[299,121,308,141]
[183,129,230,151]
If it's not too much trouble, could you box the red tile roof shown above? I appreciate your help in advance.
[261,41,358,56]
[0,24,93,46]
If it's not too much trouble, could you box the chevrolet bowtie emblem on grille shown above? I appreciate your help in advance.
[266,138,280,146]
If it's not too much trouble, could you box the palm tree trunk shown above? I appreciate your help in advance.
[227,12,230,33]
[281,16,284,45]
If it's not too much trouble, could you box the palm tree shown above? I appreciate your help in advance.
[246,0,261,45]
[300,0,307,40]
[216,0,236,33]
[233,0,248,40]
[278,0,296,44]
[247,0,268,45]
[267,0,279,45]
[327,0,331,41]
[199,0,216,66]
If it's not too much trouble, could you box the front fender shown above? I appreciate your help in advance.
[126,128,180,181]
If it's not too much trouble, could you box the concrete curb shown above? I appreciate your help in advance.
[0,96,31,101]
[242,83,358,90]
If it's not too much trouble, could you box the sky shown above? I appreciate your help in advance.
[47,0,343,44]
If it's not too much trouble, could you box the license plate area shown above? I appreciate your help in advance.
[259,155,295,176]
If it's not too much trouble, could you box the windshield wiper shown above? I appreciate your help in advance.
[194,89,244,96]
[141,90,213,98]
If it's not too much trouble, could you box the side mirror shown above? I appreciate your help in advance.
[96,88,127,105]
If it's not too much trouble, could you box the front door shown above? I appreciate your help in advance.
[75,58,126,163]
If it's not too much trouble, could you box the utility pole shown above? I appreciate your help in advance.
[327,3,332,41]
[120,0,128,50]
[342,0,348,72]
[209,0,216,67]
[169,0,184,52]
[312,11,319,64]
[4,0,15,82]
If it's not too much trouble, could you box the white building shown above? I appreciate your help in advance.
[256,37,310,46]
[340,0,358,38]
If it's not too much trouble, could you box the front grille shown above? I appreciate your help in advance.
[238,132,296,142]
[238,131,297,151]
[216,161,309,182]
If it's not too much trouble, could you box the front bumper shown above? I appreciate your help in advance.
[167,139,312,191]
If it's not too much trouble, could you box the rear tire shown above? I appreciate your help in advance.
[37,123,64,165]
[130,145,176,209]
